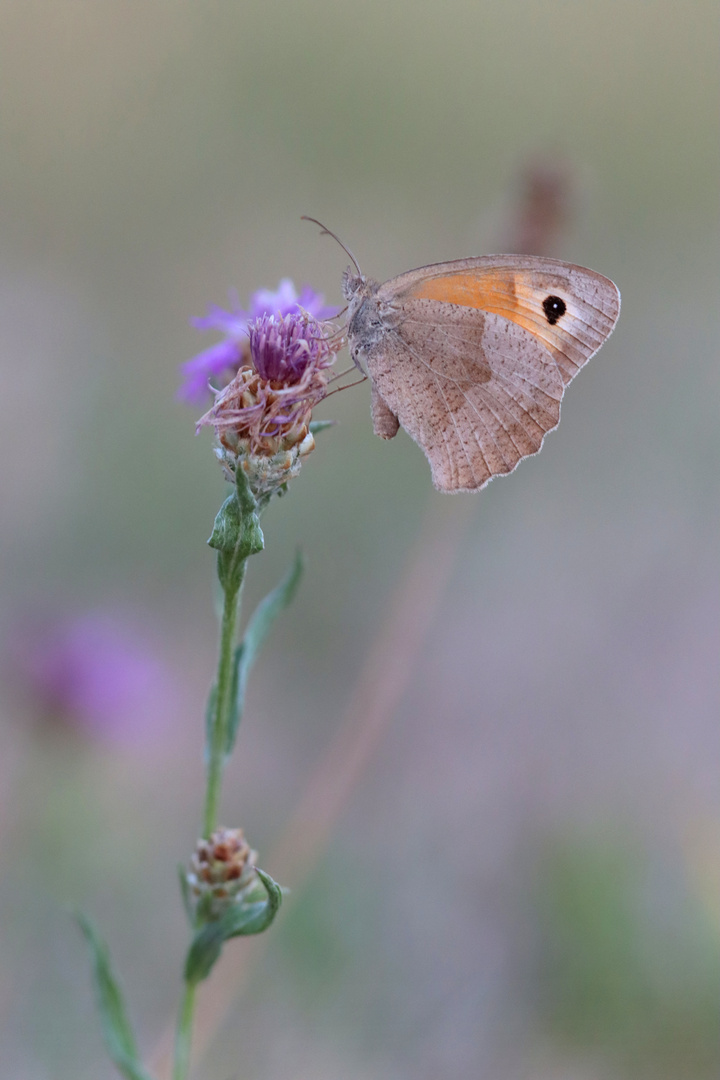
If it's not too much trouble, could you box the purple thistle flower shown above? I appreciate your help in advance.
[195,307,343,497]
[197,309,339,449]
[249,312,333,384]
[179,279,337,405]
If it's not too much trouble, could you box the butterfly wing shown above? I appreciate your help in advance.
[379,255,621,385]
[364,256,620,492]
[366,303,565,491]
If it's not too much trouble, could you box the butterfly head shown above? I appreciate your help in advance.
[341,267,366,303]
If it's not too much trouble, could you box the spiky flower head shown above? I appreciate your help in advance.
[178,280,337,405]
[186,827,258,921]
[196,308,341,499]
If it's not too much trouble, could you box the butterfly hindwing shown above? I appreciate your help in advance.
[366,301,564,492]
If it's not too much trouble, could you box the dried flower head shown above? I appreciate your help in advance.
[178,280,336,404]
[186,827,258,920]
[196,307,342,498]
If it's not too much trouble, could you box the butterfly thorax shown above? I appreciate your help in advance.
[343,272,395,365]
[341,268,370,302]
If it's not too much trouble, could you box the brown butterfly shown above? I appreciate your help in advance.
[339,247,620,492]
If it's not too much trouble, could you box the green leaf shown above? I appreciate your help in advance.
[183,902,266,984]
[225,550,303,757]
[208,475,264,594]
[239,868,283,934]
[183,869,284,985]
[76,913,155,1080]
[309,419,335,435]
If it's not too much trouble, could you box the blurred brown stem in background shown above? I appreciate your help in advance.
[150,493,474,1077]
[504,156,573,257]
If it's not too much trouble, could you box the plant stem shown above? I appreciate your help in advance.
[172,981,197,1080]
[203,571,245,839]
[172,566,246,1080]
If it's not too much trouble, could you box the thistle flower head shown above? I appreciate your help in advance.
[196,307,342,498]
[186,827,258,921]
[178,280,336,404]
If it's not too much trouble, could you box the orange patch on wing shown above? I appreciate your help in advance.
[408,270,512,310]
[406,268,562,347]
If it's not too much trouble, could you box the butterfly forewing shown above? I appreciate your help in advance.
[382,255,620,385]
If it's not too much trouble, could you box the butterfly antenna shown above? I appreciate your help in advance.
[301,216,362,277]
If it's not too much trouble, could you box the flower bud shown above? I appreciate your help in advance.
[186,827,258,921]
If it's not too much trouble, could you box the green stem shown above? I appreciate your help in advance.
[172,565,246,1080]
[172,981,197,1080]
[203,570,245,838]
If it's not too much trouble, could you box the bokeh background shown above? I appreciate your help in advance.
[0,2,718,1078]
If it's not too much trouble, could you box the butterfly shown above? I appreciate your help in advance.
[339,247,620,493]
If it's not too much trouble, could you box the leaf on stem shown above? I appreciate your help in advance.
[208,471,264,594]
[183,868,284,985]
[240,868,284,933]
[75,913,155,1080]
[225,550,303,757]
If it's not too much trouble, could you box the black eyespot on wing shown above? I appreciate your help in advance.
[542,294,566,325]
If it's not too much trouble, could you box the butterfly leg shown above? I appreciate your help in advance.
[371,381,400,440]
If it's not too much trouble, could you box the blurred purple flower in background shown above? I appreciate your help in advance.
[178,279,337,404]
[11,611,177,745]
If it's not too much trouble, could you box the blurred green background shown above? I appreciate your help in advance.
[0,1,717,1077]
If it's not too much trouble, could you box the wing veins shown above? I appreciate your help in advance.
[393,330,513,480]
[399,318,563,417]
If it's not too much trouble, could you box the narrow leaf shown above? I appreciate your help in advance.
[228,868,283,937]
[309,419,335,435]
[225,550,303,756]
[183,869,284,985]
[183,901,268,984]
[76,913,155,1080]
